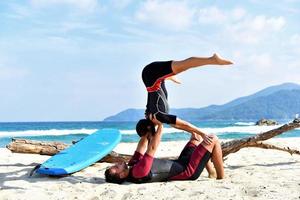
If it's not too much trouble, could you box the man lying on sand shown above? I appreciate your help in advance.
[105,116,224,184]
[105,54,230,183]
[136,53,233,145]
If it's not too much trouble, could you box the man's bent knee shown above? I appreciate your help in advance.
[201,134,218,152]
[209,134,218,145]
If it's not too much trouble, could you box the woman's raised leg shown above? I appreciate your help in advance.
[171,53,233,75]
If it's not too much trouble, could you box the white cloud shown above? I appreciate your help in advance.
[230,15,286,44]
[30,0,98,12]
[135,0,195,31]
[249,53,273,72]
[0,66,29,80]
[198,6,227,24]
[250,16,285,31]
[233,52,285,80]
[110,0,133,9]
[198,6,246,24]
[59,21,100,33]
[290,34,300,44]
[282,34,300,63]
[232,7,247,20]
[7,3,31,19]
[197,6,286,44]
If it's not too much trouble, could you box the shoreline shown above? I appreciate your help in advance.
[1,138,300,199]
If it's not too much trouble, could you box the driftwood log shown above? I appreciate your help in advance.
[221,119,300,157]
[6,120,300,163]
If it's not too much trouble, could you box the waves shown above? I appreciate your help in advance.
[0,122,299,148]
[120,125,283,135]
[119,127,178,135]
[0,129,97,137]
[0,123,298,138]
[0,127,185,137]
[234,122,256,126]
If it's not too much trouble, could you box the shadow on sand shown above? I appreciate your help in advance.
[227,161,299,170]
[0,162,106,191]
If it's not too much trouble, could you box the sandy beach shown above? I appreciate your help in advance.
[1,138,300,200]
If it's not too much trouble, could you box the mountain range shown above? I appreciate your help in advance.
[104,82,300,121]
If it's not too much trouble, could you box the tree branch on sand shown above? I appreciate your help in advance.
[6,119,300,163]
[221,119,300,157]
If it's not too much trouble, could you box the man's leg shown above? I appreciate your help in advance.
[206,160,217,178]
[177,133,201,160]
[169,134,218,181]
[171,53,233,75]
[199,134,224,179]
[210,138,224,179]
[176,135,200,164]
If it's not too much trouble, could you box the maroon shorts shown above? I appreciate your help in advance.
[142,61,174,92]
[169,142,211,180]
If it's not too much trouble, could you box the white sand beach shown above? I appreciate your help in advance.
[1,138,300,200]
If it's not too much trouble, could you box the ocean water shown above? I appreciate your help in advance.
[0,120,299,148]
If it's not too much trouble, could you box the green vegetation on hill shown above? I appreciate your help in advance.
[104,83,300,121]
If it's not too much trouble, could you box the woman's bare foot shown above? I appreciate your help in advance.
[212,53,233,65]
[166,75,181,84]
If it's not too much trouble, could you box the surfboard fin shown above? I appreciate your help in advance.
[29,164,41,177]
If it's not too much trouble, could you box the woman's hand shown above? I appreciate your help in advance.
[201,134,214,145]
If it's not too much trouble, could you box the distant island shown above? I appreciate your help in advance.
[104,82,300,121]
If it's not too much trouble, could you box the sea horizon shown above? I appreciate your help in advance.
[1,120,299,148]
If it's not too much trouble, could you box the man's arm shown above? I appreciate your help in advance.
[128,136,149,166]
[134,115,164,155]
[131,121,163,178]
[145,123,163,157]
[135,136,149,154]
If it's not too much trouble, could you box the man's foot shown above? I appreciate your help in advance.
[212,53,233,65]
[208,170,217,179]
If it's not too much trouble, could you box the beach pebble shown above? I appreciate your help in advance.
[90,196,100,200]
[121,193,133,200]
[100,189,117,199]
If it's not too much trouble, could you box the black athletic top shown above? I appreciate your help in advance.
[142,61,177,124]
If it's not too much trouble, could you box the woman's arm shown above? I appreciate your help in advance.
[171,117,213,145]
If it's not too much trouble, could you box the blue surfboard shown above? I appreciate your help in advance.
[36,129,121,176]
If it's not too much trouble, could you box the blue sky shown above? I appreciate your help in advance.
[0,0,300,121]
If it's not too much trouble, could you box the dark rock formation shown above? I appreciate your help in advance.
[256,118,278,126]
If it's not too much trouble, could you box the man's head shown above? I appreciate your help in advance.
[136,119,155,137]
[105,161,129,184]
